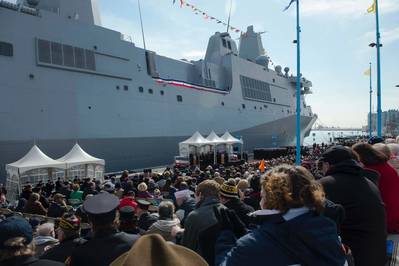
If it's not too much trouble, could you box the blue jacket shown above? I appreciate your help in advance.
[216,210,346,266]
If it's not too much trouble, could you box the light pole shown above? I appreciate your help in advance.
[295,0,301,166]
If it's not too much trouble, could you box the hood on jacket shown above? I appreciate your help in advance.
[34,235,59,246]
[326,159,364,177]
[152,219,180,233]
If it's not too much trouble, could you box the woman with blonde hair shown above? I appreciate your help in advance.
[215,165,346,266]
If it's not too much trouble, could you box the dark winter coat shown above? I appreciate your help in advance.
[216,211,346,266]
[223,198,254,226]
[319,159,387,266]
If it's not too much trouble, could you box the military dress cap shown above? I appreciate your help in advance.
[83,192,120,216]
[137,199,151,210]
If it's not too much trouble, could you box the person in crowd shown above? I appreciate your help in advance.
[82,182,97,200]
[182,180,224,255]
[44,181,55,198]
[47,193,68,218]
[34,223,59,257]
[318,145,387,266]
[219,180,254,226]
[20,185,33,201]
[152,189,163,206]
[215,165,346,266]
[59,182,72,200]
[243,175,261,210]
[0,216,64,266]
[175,189,196,225]
[32,186,50,209]
[119,190,137,209]
[69,184,83,208]
[387,143,399,173]
[136,183,153,200]
[23,193,47,216]
[136,199,158,231]
[40,213,81,263]
[109,234,207,266]
[146,201,182,242]
[0,186,7,208]
[352,142,399,233]
[67,192,139,266]
[14,198,27,213]
[118,206,140,234]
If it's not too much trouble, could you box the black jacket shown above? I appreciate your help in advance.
[40,238,83,263]
[1,256,64,266]
[47,202,67,218]
[224,198,254,226]
[138,212,158,231]
[68,230,139,266]
[319,159,387,266]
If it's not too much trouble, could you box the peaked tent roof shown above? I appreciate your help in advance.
[57,143,105,167]
[6,145,66,174]
[206,131,224,144]
[180,131,210,146]
[221,131,243,144]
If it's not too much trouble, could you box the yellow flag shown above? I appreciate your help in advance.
[364,68,371,76]
[367,0,376,13]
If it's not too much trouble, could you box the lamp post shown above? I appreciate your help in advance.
[295,0,301,166]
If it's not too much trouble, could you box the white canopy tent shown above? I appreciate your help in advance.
[206,131,225,164]
[5,145,66,201]
[178,131,245,166]
[57,143,105,181]
[179,131,210,157]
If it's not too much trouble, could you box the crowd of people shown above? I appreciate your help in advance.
[0,136,399,266]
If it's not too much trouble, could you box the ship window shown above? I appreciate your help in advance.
[0,41,13,57]
[227,41,232,50]
[63,44,74,67]
[138,86,144,93]
[38,39,51,63]
[221,101,224,106]
[160,90,164,95]
[254,106,257,110]
[222,39,227,48]
[242,104,246,109]
[51,42,63,65]
[264,105,268,108]
[177,95,183,102]
[116,86,120,90]
[124,85,129,91]
[148,88,153,94]
[273,79,275,83]
[74,47,85,69]
[85,49,96,70]
[273,98,276,102]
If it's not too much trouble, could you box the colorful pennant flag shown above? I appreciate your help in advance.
[284,0,296,11]
[367,0,376,13]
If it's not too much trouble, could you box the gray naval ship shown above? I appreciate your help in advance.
[0,0,316,177]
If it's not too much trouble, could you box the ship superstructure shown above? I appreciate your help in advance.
[0,0,316,177]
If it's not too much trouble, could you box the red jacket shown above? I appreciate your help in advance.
[366,162,399,233]
[119,197,138,209]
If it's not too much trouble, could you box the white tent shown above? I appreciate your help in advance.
[5,145,66,201]
[179,132,210,161]
[57,143,105,181]
[221,131,243,144]
[206,131,224,144]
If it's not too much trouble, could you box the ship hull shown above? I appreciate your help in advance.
[0,115,316,179]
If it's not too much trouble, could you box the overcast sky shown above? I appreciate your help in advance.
[98,0,399,128]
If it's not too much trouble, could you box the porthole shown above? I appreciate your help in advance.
[160,90,164,95]
[148,88,153,94]
[177,95,183,102]
[273,79,276,83]
[124,85,128,91]
[116,86,120,90]
[138,86,144,93]
[273,98,276,103]
[221,102,225,106]
[242,104,246,109]
[88,106,92,110]
[254,106,257,110]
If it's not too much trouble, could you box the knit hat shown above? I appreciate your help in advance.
[110,234,207,266]
[319,145,354,165]
[59,214,80,231]
[220,182,239,199]
[138,182,148,192]
[0,216,33,249]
